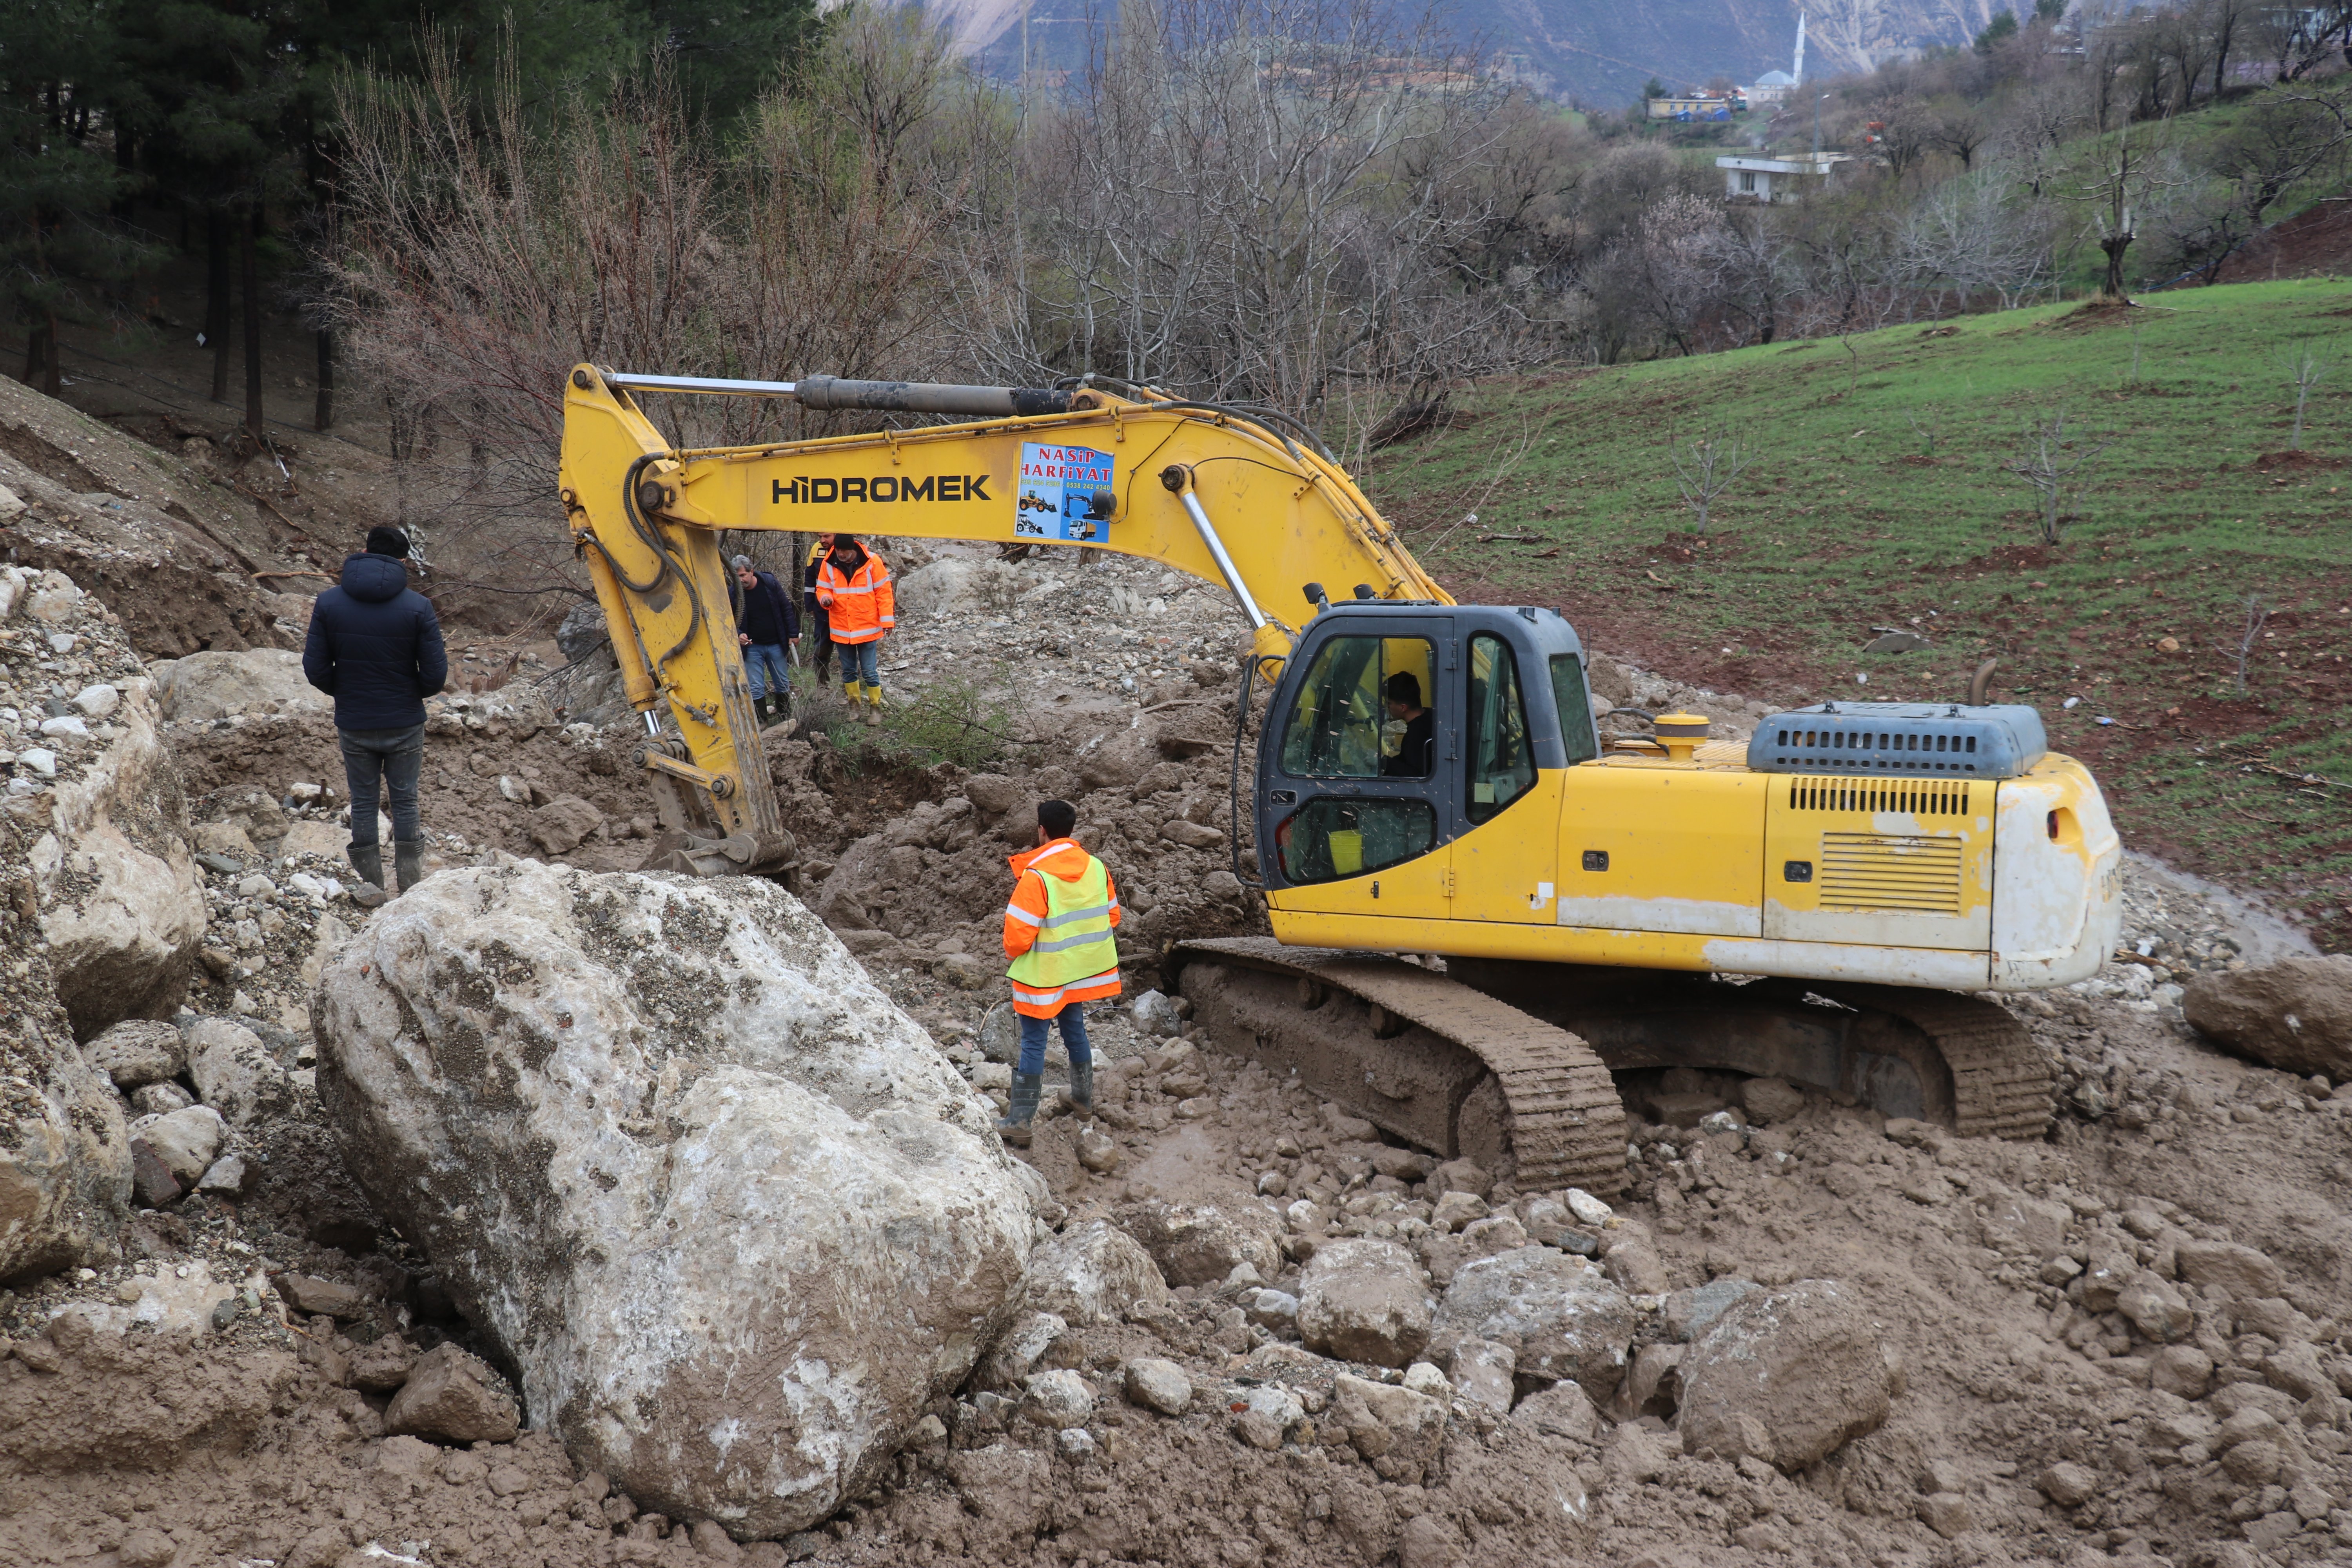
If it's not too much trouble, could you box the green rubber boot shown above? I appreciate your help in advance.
[346,843,390,909]
[1067,1059,1094,1113]
[996,1072,1043,1147]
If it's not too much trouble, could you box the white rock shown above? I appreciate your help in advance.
[185,1017,291,1129]
[314,860,1035,1540]
[1023,1220,1172,1325]
[70,684,120,719]
[287,873,325,898]
[135,1105,226,1185]
[83,1019,186,1089]
[1402,1361,1451,1399]
[46,632,75,655]
[1564,1189,1614,1227]
[1123,1357,1193,1416]
[17,747,56,778]
[1229,1382,1304,1449]
[1056,1426,1096,1458]
[1021,1368,1095,1430]
[25,570,82,622]
[39,715,90,741]
[1129,990,1185,1038]
[975,1310,1068,1392]
[1246,1288,1299,1332]
[1432,1247,1637,1403]
[150,649,331,722]
[1297,1237,1432,1368]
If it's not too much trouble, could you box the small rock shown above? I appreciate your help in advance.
[383,1343,521,1442]
[116,1527,176,1568]
[136,1105,226,1184]
[2116,1270,2194,1343]
[1246,1288,1299,1332]
[131,1081,194,1116]
[2038,1461,2097,1506]
[1160,819,1225,849]
[1023,1221,1169,1325]
[1114,1199,1284,1287]
[70,682,121,719]
[1329,1371,1447,1482]
[2176,1240,2283,1301]
[1678,1278,1893,1472]
[1432,1247,1636,1403]
[2182,955,2352,1081]
[1431,1190,1488,1233]
[978,1002,1022,1064]
[1021,1368,1094,1430]
[195,1156,255,1198]
[85,1020,187,1089]
[528,795,605,855]
[1664,1278,1760,1343]
[1396,1512,1465,1568]
[1401,1361,1450,1399]
[1075,1127,1120,1173]
[129,1144,183,1209]
[350,1334,419,1392]
[1426,1159,1491,1199]
[1918,1491,1973,1538]
[1129,991,1185,1037]
[186,1017,292,1128]
[1450,1339,1516,1418]
[1123,1357,1193,1416]
[274,1274,372,1320]
[974,1311,1067,1392]
[1229,1383,1303,1449]
[2149,1344,2214,1401]
[932,953,993,991]
[1509,1380,1602,1444]
[1563,1188,1613,1227]
[1056,1426,1097,1458]
[909,1413,948,1446]
[691,1519,744,1561]
[1298,1238,1432,1368]
[1601,1238,1668,1296]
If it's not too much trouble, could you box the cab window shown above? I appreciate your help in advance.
[1549,653,1599,764]
[1279,636,1436,779]
[1276,799,1436,884]
[1466,633,1535,824]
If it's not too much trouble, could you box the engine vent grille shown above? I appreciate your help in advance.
[1819,832,1964,915]
[1745,701,2046,779]
[1788,778,1973,817]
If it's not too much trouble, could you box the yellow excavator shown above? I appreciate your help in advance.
[558,367,2121,1191]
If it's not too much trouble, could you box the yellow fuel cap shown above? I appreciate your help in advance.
[1655,712,1710,761]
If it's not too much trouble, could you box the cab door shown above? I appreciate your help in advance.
[1259,617,1455,920]
[1450,628,1561,924]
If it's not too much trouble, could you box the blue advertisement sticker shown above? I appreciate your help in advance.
[1016,442,1116,542]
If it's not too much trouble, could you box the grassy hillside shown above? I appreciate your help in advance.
[1367,277,2352,949]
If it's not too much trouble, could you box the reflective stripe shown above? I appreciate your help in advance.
[824,581,877,595]
[1010,967,1120,1007]
[1004,903,1043,927]
[1039,901,1112,928]
[1030,929,1111,953]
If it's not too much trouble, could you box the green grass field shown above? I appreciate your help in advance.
[1364,276,2352,949]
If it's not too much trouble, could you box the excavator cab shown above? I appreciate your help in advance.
[1257,603,1596,922]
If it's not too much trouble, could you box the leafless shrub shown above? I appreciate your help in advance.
[2270,340,2334,450]
[1667,423,1753,537]
[2216,594,2268,697]
[2002,410,2113,545]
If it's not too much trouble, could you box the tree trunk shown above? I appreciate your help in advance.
[41,312,61,397]
[315,328,334,430]
[241,209,265,441]
[2100,234,2132,301]
[21,321,47,388]
[207,210,232,402]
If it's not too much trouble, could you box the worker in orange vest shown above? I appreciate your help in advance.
[813,534,893,725]
[998,799,1122,1144]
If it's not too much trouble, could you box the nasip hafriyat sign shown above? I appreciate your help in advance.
[1016,442,1116,542]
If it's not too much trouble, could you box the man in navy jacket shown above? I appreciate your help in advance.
[303,527,448,902]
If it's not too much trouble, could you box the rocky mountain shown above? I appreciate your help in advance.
[927,0,2016,107]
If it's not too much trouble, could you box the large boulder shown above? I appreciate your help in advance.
[0,981,132,1280]
[314,859,1038,1540]
[2183,956,2352,1081]
[184,1017,292,1129]
[1298,1238,1433,1368]
[149,648,330,722]
[28,675,205,1039]
[1430,1247,1637,1404]
[1676,1278,1896,1472]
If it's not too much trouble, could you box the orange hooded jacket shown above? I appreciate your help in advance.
[1002,837,1123,1016]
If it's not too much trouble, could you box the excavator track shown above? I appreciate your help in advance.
[1804,983,2056,1142]
[1170,938,1631,1194]
[1169,944,2057,1197]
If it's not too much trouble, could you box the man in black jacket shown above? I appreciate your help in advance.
[303,526,448,903]
[732,554,800,726]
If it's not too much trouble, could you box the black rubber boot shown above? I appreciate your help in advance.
[752,695,775,728]
[1067,1059,1094,1112]
[393,840,425,895]
[346,844,390,909]
[996,1072,1043,1147]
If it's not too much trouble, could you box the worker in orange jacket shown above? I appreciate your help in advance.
[813,534,893,726]
[998,799,1121,1143]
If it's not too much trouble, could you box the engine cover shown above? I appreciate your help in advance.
[1744,701,2047,779]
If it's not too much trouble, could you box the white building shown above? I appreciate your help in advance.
[1747,68,1797,105]
[1717,152,1848,202]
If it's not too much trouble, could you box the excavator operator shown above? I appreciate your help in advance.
[1380,671,1435,778]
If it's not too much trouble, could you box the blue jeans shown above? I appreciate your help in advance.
[742,642,791,700]
[1017,1004,1092,1075]
[339,723,425,848]
[838,640,880,686]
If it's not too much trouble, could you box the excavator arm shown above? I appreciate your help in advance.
[556,365,1447,866]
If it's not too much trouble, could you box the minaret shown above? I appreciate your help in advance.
[1792,11,1806,83]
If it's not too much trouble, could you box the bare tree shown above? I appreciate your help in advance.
[2271,340,2335,449]
[1668,424,1753,537]
[2217,594,2268,697]
[2003,410,2114,544]
[1906,402,1944,456]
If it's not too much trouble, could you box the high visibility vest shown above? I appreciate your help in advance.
[815,554,894,644]
[1006,852,1120,1012]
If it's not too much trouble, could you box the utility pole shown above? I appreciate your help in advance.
[1813,92,1828,160]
